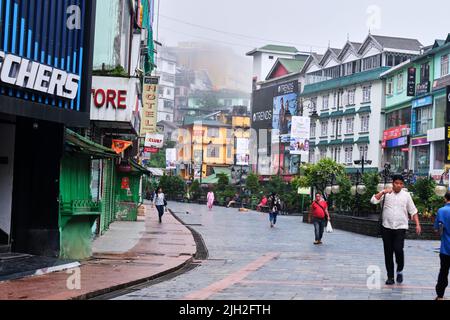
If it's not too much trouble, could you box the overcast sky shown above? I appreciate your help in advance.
[156,0,450,56]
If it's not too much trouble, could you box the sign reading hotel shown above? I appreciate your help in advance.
[140,76,159,136]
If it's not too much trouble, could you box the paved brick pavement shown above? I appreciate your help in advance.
[0,204,196,300]
[116,202,443,300]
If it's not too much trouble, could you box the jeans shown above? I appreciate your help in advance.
[156,205,165,222]
[269,212,278,225]
[436,254,450,298]
[313,218,326,241]
[381,227,406,279]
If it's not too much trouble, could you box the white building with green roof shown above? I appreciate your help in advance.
[300,33,422,173]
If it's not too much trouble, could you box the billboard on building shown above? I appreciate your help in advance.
[144,133,164,148]
[0,0,97,127]
[140,76,159,136]
[235,138,250,166]
[166,148,177,170]
[290,116,310,158]
[90,76,141,132]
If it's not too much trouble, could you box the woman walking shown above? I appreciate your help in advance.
[207,188,215,211]
[152,187,167,223]
[268,192,282,228]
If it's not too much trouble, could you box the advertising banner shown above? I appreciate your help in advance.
[290,116,310,157]
[166,148,177,170]
[273,81,299,135]
[112,140,133,154]
[236,138,250,166]
[144,133,164,149]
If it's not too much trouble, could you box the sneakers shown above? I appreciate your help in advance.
[385,278,395,285]
[314,240,320,245]
[435,297,445,301]
[318,240,323,245]
[270,223,274,228]
[396,272,403,284]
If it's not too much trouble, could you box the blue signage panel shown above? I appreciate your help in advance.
[0,0,96,126]
[412,95,433,108]
[411,111,417,135]
[386,136,408,148]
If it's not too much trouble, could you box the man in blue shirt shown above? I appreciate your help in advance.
[434,191,450,300]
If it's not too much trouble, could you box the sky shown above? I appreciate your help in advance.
[156,0,450,57]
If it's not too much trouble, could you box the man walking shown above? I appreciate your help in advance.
[434,192,450,300]
[268,192,281,228]
[309,193,330,245]
[371,174,421,285]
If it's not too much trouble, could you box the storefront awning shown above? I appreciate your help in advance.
[356,136,370,144]
[65,129,118,159]
[357,106,371,114]
[129,159,151,176]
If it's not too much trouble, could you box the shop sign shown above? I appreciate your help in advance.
[412,95,433,109]
[447,86,450,123]
[386,136,408,148]
[383,125,409,142]
[140,76,159,135]
[407,67,416,97]
[416,81,430,96]
[411,137,429,146]
[144,133,164,149]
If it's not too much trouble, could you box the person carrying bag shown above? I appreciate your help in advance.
[309,192,331,245]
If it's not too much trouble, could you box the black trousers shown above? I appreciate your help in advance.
[436,254,450,298]
[381,227,406,279]
[156,205,165,222]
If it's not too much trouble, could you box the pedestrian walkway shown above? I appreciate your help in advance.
[0,204,196,300]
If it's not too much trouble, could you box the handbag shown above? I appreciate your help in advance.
[163,198,168,207]
[326,221,333,233]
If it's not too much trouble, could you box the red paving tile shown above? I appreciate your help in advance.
[0,207,196,300]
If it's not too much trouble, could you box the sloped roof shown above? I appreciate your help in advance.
[301,67,390,96]
[266,58,307,80]
[65,129,118,158]
[246,44,299,56]
[371,35,422,51]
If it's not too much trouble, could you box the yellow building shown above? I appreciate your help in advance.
[177,115,251,181]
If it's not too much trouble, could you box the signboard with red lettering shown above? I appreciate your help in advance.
[383,125,410,142]
[90,76,140,126]
[144,133,164,149]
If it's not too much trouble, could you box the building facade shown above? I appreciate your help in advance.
[300,34,422,173]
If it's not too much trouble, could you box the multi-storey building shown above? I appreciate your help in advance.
[156,47,176,122]
[381,34,450,179]
[300,34,422,173]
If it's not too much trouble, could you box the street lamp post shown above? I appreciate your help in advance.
[352,155,371,216]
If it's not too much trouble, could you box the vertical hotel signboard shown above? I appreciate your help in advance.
[0,0,97,127]
[446,86,450,163]
[140,76,159,136]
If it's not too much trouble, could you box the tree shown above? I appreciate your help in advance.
[158,175,185,200]
[300,158,346,200]
[245,173,260,195]
[147,141,176,168]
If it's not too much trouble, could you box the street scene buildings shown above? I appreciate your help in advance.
[1,0,450,303]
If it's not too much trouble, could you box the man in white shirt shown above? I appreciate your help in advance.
[371,174,421,285]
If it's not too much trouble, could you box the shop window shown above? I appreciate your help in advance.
[414,146,430,175]
[435,96,446,129]
[434,141,445,170]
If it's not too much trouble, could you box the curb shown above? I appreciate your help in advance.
[77,208,199,300]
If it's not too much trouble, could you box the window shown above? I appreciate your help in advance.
[386,78,394,96]
[359,145,368,160]
[310,122,316,138]
[207,128,220,138]
[346,117,354,134]
[309,151,315,164]
[311,97,318,112]
[331,119,336,137]
[435,96,446,129]
[332,92,337,108]
[164,100,174,109]
[362,54,381,71]
[434,141,445,170]
[322,95,329,110]
[320,148,327,160]
[420,63,430,83]
[227,129,233,139]
[338,91,345,107]
[362,86,371,103]
[441,55,449,77]
[207,145,220,158]
[332,147,341,162]
[397,73,404,93]
[415,106,433,135]
[360,115,370,132]
[348,89,355,105]
[227,145,232,158]
[321,121,328,137]
[269,56,274,60]
[337,119,343,136]
[345,147,353,164]
[166,114,171,121]
[386,108,411,127]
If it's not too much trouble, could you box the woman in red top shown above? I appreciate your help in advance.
[309,193,331,245]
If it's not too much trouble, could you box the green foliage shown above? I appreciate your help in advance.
[264,175,285,196]
[189,180,202,201]
[214,173,236,204]
[92,65,128,77]
[245,173,260,195]
[147,141,177,168]
[302,158,346,198]
[158,175,185,199]
[196,91,219,109]
[409,176,443,219]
